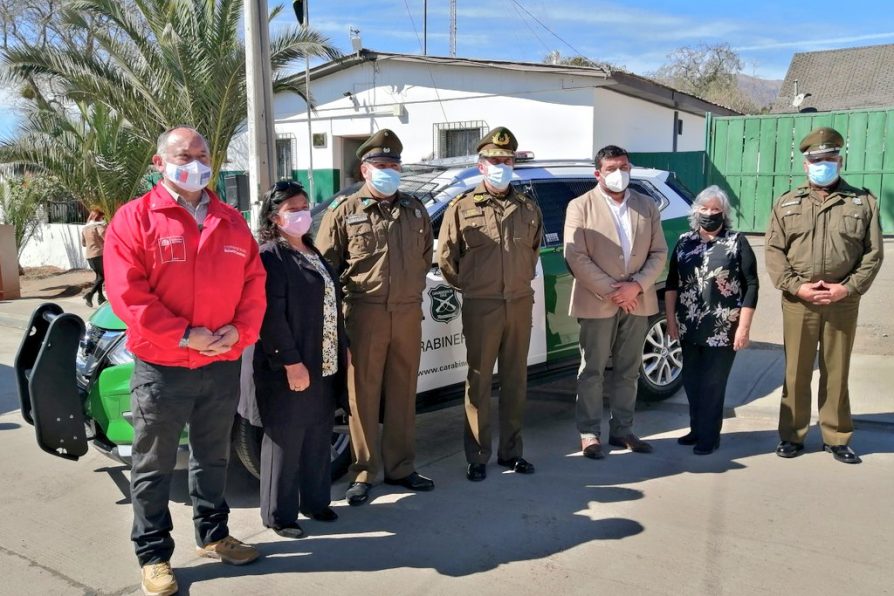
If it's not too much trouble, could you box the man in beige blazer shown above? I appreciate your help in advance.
[563,145,667,459]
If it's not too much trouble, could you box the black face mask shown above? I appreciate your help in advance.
[697,212,724,232]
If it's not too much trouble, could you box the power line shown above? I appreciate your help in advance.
[509,0,552,55]
[510,0,589,59]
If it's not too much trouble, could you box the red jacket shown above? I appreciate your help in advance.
[104,183,266,368]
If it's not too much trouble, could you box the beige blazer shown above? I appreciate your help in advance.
[563,187,667,319]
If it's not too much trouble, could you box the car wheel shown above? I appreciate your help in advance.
[232,414,352,481]
[638,312,683,401]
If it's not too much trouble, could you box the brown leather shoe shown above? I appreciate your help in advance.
[196,536,260,565]
[581,437,604,459]
[609,433,653,453]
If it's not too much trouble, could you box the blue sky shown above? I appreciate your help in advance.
[2,0,892,137]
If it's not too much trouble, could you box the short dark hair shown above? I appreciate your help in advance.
[257,180,310,244]
[595,145,629,170]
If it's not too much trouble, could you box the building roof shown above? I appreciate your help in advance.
[770,44,894,113]
[308,49,740,117]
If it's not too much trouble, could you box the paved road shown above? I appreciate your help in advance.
[1,338,892,594]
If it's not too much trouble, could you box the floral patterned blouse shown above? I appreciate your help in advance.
[300,251,339,377]
[666,229,759,347]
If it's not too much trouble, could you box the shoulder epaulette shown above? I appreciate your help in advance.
[328,196,348,211]
[449,189,475,207]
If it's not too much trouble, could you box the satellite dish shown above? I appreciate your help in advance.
[792,92,812,108]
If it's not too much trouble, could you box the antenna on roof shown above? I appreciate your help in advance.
[349,26,362,54]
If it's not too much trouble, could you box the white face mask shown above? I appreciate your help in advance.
[602,169,630,193]
[485,163,513,190]
[164,160,212,193]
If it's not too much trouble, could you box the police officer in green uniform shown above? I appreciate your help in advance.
[437,127,544,481]
[766,127,884,464]
[317,129,435,504]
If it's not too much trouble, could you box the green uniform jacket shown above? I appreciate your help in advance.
[316,186,433,308]
[437,182,543,300]
[765,179,884,296]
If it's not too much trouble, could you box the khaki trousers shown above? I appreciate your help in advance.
[462,296,534,464]
[345,302,422,483]
[779,293,859,446]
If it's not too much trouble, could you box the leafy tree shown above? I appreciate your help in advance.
[542,50,615,70]
[0,174,73,266]
[651,43,759,114]
[2,0,341,212]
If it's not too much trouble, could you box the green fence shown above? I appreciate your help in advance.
[630,151,706,197]
[705,108,894,234]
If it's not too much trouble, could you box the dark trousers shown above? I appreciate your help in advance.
[462,296,533,464]
[260,416,333,529]
[680,342,736,450]
[129,357,241,566]
[86,256,105,300]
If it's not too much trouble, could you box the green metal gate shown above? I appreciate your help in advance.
[705,108,894,234]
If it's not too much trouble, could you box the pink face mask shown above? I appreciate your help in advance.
[278,209,312,237]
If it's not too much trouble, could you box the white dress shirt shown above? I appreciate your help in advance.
[599,186,632,273]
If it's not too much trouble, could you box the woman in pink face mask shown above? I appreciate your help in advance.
[251,181,350,538]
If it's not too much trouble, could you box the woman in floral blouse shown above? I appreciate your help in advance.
[665,185,758,455]
[254,181,349,538]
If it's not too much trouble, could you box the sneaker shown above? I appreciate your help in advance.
[140,561,177,596]
[196,535,260,565]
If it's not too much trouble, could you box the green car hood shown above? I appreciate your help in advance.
[89,303,127,331]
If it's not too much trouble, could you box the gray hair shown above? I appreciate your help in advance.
[156,126,208,156]
[689,185,733,231]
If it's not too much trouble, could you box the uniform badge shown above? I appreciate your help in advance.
[853,197,863,206]
[781,199,801,207]
[346,213,370,225]
[415,208,421,218]
[492,130,510,146]
[525,202,534,211]
[462,207,483,218]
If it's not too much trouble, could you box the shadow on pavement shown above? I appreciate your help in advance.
[0,363,22,415]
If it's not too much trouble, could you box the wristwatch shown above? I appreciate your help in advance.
[179,327,191,349]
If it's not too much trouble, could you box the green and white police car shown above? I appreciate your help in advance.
[16,156,690,480]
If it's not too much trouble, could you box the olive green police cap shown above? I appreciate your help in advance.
[357,129,403,162]
[476,126,518,157]
[800,127,844,157]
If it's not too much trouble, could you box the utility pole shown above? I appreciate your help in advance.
[449,0,456,57]
[302,2,316,203]
[244,0,276,229]
[423,0,427,55]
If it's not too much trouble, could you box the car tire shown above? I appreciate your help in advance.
[638,311,683,401]
[232,414,352,481]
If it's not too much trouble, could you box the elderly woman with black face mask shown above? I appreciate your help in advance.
[665,185,758,455]
[253,181,349,538]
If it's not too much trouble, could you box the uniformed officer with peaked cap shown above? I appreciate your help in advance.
[437,126,544,481]
[316,129,434,504]
[765,126,883,464]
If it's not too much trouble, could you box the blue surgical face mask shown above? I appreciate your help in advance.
[807,161,840,187]
[485,163,513,190]
[367,166,401,196]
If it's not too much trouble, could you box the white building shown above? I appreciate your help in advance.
[230,49,738,202]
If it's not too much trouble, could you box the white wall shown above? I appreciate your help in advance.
[19,223,89,270]
[593,88,706,152]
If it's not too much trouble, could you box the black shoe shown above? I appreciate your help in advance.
[581,438,604,460]
[345,482,371,506]
[497,457,535,474]
[384,471,435,491]
[466,463,486,482]
[824,444,862,464]
[84,295,93,308]
[609,434,654,454]
[271,523,305,539]
[775,441,805,458]
[97,294,107,305]
[677,432,697,446]
[693,445,716,455]
[302,507,338,521]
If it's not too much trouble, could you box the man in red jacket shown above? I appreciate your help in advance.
[104,127,266,596]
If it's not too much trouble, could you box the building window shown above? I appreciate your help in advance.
[434,121,488,158]
[275,135,296,180]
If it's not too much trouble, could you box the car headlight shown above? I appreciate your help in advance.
[105,336,134,366]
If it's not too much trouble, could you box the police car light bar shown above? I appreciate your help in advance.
[515,150,535,161]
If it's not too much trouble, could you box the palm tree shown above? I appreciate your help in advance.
[2,0,341,209]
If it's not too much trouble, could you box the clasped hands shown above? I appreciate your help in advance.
[186,325,240,357]
[608,281,641,313]
[796,280,848,305]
